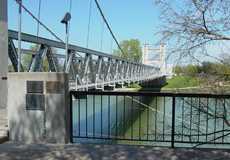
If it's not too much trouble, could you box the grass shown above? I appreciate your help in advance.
[163,76,200,89]
[126,76,200,90]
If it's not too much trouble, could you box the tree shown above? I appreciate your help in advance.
[173,65,183,75]
[184,64,199,76]
[114,39,142,63]
[22,45,39,70]
[154,1,230,141]
[154,0,230,63]
[22,45,53,72]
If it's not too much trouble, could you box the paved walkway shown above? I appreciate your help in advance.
[0,143,230,160]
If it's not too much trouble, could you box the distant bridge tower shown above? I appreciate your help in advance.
[142,43,166,74]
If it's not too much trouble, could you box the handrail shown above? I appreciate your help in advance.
[70,90,230,148]
[70,91,230,98]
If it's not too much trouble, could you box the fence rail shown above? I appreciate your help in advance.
[70,91,230,148]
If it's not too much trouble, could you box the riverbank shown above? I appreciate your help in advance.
[118,85,230,94]
[161,85,230,94]
[161,75,230,93]
[163,76,200,89]
[0,142,230,160]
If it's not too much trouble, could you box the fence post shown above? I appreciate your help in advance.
[69,91,73,143]
[171,96,176,148]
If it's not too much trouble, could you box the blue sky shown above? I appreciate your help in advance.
[8,0,161,53]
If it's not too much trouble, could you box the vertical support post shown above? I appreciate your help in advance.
[0,0,8,109]
[18,0,22,72]
[61,12,71,73]
[142,44,148,64]
[69,91,73,143]
[171,96,176,148]
[160,43,165,74]
[65,22,69,73]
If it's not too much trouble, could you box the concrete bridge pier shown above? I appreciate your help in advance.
[0,0,8,110]
[7,73,70,143]
[0,0,8,141]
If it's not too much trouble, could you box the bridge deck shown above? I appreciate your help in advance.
[69,75,163,90]
[0,143,230,160]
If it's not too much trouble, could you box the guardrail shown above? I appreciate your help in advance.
[70,91,230,148]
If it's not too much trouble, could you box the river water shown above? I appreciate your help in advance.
[72,95,230,147]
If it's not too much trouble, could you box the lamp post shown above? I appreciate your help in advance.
[17,0,22,72]
[61,12,71,73]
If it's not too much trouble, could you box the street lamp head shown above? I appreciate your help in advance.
[61,12,71,24]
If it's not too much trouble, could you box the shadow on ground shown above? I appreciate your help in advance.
[0,143,230,160]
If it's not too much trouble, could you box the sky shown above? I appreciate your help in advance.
[8,0,161,54]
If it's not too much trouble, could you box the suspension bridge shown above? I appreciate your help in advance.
[1,0,164,92]
[0,0,166,145]
[1,1,230,153]
[8,29,162,90]
[0,0,165,143]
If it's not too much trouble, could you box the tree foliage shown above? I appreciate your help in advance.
[114,39,142,63]
[173,62,230,80]
[22,45,57,72]
[154,1,230,140]
[22,45,39,70]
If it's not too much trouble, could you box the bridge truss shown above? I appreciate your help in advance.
[8,30,161,90]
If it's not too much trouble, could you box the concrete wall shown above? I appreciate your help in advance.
[0,0,8,109]
[7,73,70,143]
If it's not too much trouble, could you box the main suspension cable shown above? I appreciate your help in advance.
[94,0,125,56]
[15,0,63,42]
[36,0,41,38]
